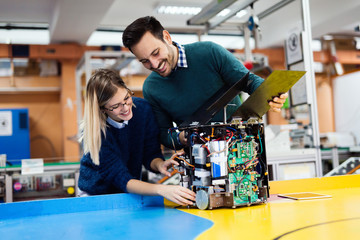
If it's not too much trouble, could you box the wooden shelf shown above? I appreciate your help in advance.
[0,75,61,93]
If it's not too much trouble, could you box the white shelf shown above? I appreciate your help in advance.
[0,87,61,93]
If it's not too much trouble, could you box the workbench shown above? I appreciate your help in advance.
[1,174,359,239]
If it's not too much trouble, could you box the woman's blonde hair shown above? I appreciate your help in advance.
[80,69,128,165]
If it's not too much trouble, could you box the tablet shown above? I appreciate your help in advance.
[277,192,332,200]
[232,70,306,120]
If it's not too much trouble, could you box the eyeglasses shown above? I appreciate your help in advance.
[102,90,134,112]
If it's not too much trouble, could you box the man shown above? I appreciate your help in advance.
[122,16,287,150]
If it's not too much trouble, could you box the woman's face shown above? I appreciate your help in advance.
[103,87,133,122]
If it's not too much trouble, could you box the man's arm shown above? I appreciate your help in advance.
[208,42,264,94]
[209,42,288,112]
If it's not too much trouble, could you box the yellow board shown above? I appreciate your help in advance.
[177,175,360,240]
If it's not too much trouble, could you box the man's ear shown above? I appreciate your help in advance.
[163,30,172,44]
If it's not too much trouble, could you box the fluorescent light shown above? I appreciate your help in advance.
[156,5,201,15]
[0,29,49,44]
[323,35,333,41]
[217,9,231,17]
[86,31,123,46]
[236,10,248,18]
[156,4,248,19]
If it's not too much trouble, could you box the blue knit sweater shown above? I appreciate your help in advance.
[143,41,264,149]
[78,97,164,195]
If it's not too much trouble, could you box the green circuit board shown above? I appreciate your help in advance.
[228,136,261,205]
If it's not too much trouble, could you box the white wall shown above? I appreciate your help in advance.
[333,71,360,145]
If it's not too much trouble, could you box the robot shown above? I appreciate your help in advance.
[176,119,269,210]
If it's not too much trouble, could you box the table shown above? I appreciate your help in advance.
[1,174,359,240]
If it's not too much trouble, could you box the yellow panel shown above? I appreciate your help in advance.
[176,175,360,240]
[270,174,360,194]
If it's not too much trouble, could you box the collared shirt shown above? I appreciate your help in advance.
[173,41,188,69]
[106,117,128,129]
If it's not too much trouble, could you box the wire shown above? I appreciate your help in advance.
[30,135,57,157]
[246,159,259,169]
[228,139,237,149]
[202,144,210,154]
[244,155,259,169]
[207,147,226,157]
[347,163,360,175]
[226,127,237,132]
[226,131,234,142]
[258,128,263,155]
[174,156,195,169]
[167,128,177,152]
[190,133,198,146]
[257,156,267,178]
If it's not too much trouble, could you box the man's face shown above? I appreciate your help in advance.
[131,31,177,77]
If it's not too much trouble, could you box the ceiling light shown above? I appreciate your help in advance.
[322,35,333,41]
[156,5,201,15]
[156,4,248,20]
[217,9,231,17]
[235,10,248,18]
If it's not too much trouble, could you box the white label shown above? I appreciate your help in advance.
[21,158,44,175]
[63,178,75,187]
[286,31,303,65]
[0,111,12,136]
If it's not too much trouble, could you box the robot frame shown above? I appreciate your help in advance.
[177,118,269,210]
[168,70,305,210]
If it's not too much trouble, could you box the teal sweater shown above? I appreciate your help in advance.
[143,41,264,149]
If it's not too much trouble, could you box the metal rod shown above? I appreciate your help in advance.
[258,0,296,20]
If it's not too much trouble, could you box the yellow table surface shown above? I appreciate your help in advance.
[177,174,360,240]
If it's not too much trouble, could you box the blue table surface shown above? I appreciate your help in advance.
[0,194,213,240]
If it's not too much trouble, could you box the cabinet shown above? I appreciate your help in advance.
[30,44,84,59]
[0,44,98,164]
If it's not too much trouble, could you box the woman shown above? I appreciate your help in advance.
[78,68,195,206]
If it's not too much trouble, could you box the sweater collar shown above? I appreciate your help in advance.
[106,117,128,129]
[173,41,188,69]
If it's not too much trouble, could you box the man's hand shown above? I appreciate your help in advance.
[268,92,288,113]
[178,131,187,145]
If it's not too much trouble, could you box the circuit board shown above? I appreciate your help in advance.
[228,137,262,205]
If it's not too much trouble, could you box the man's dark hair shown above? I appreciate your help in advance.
[122,16,165,52]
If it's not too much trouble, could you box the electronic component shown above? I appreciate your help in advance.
[178,120,269,209]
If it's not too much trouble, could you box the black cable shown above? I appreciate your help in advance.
[30,135,57,157]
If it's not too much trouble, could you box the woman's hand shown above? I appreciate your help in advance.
[126,179,195,206]
[156,184,196,206]
[141,152,196,206]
